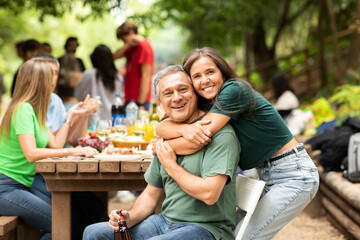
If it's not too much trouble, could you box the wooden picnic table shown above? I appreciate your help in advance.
[35,156,152,240]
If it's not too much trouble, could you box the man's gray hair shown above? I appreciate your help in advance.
[153,64,192,98]
[32,52,60,69]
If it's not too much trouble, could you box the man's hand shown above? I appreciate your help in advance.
[178,121,212,145]
[151,135,160,155]
[109,209,132,230]
[156,138,177,169]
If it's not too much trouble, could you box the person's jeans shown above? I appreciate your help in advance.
[0,173,51,240]
[236,145,320,240]
[83,213,215,240]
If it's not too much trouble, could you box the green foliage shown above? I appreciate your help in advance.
[0,0,123,20]
[329,84,360,120]
[0,8,120,95]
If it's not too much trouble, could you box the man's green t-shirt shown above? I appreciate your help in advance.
[0,102,49,187]
[210,80,293,170]
[145,124,240,240]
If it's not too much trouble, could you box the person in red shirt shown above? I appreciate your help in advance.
[114,21,154,111]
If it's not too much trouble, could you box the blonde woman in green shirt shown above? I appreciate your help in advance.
[0,58,97,240]
[155,47,319,240]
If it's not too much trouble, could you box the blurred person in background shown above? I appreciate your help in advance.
[271,73,299,120]
[15,40,25,61]
[57,37,86,110]
[42,42,52,54]
[11,39,43,96]
[75,44,124,129]
[113,21,154,111]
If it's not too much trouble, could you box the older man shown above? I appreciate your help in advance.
[83,65,240,240]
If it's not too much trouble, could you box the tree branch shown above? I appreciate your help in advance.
[272,0,291,50]
[272,0,313,50]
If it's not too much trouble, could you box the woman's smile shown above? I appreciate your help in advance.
[190,56,224,100]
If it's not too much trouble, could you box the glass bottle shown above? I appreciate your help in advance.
[125,100,138,125]
[111,93,125,126]
[149,103,160,128]
[114,210,132,240]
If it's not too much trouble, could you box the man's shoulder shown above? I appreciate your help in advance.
[212,124,236,138]
[50,93,64,105]
[139,39,153,50]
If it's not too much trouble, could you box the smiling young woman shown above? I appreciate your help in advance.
[155,47,320,240]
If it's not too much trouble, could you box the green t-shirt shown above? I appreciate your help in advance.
[0,102,49,187]
[210,80,293,170]
[145,124,240,240]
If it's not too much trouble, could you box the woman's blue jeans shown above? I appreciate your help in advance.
[83,213,215,240]
[236,145,320,240]
[0,173,51,240]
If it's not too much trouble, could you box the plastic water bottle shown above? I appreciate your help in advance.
[89,96,102,131]
[111,93,125,126]
[126,100,138,125]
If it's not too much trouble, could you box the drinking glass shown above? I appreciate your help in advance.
[96,120,111,141]
[114,117,129,137]
[133,119,147,149]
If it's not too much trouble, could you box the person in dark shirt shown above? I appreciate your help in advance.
[57,37,86,109]
[11,39,42,96]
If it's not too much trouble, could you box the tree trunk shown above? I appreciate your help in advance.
[244,33,252,81]
[346,0,360,71]
[325,0,344,85]
[318,0,327,88]
[251,22,278,87]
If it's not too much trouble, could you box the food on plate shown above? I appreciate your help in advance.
[78,131,109,152]
[104,147,136,155]
[110,136,150,150]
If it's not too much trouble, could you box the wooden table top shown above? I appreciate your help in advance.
[35,156,152,174]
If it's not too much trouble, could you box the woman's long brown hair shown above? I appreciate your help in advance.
[0,58,53,140]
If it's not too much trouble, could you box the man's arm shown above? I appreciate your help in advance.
[137,64,152,108]
[113,43,130,60]
[156,139,228,205]
[108,184,164,230]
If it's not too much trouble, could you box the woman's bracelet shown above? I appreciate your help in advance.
[65,118,73,127]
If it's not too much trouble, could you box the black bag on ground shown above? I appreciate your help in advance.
[306,117,360,172]
[319,126,354,172]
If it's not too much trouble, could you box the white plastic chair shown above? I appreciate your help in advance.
[235,174,266,240]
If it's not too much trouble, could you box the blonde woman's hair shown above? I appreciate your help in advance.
[0,58,53,140]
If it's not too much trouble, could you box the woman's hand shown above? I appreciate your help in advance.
[66,102,88,120]
[83,94,99,116]
[156,138,177,169]
[71,146,98,157]
[178,121,212,145]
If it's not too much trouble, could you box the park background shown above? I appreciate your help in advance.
[1,0,360,239]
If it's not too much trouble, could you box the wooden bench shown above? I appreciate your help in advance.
[0,216,19,240]
[305,144,360,240]
[0,216,39,240]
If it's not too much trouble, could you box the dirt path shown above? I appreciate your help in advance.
[108,193,346,240]
[273,211,346,240]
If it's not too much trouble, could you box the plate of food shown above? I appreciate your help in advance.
[110,136,150,150]
[93,154,141,161]
[93,147,142,161]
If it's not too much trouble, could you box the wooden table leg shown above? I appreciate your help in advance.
[52,192,71,240]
